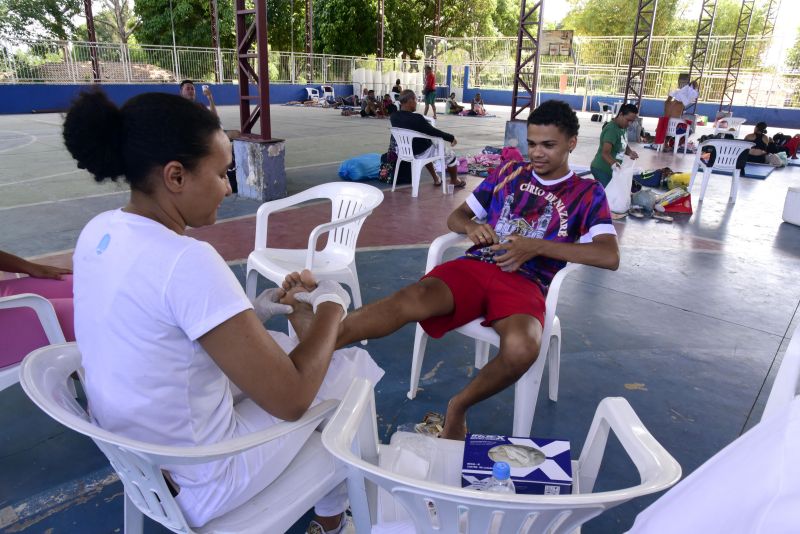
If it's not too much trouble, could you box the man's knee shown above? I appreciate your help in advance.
[498,331,542,378]
[392,279,452,320]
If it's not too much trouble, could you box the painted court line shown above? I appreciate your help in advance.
[0,130,37,154]
[0,169,83,187]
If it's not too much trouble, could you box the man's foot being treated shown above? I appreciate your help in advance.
[440,400,468,440]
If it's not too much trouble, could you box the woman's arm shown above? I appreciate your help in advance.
[200,303,344,421]
[0,250,72,278]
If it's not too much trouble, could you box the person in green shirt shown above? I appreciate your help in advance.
[590,103,640,187]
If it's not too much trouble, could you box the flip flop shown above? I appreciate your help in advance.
[451,178,467,188]
[432,178,443,187]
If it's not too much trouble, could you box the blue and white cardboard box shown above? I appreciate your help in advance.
[461,434,572,495]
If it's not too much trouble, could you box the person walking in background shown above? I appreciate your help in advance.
[423,66,437,119]
[590,103,640,187]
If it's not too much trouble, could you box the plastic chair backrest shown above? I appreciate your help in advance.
[19,344,193,532]
[762,322,800,421]
[306,87,320,100]
[666,118,686,136]
[390,128,418,160]
[701,139,753,172]
[324,183,385,254]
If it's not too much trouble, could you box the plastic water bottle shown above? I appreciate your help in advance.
[484,462,516,494]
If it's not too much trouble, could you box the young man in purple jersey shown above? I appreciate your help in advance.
[283,100,620,439]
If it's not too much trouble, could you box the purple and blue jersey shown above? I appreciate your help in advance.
[464,161,616,290]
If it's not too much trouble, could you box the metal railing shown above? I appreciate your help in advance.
[0,40,428,85]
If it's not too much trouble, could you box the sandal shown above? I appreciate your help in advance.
[451,178,467,188]
[432,177,443,187]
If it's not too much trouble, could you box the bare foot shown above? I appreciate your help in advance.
[440,401,468,440]
[280,270,318,306]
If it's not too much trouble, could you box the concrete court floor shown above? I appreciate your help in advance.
[1,101,800,533]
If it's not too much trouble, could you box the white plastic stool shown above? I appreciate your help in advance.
[783,187,800,226]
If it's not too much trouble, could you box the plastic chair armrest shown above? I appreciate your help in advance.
[577,397,681,495]
[0,293,66,344]
[253,189,322,250]
[141,399,340,465]
[425,232,471,273]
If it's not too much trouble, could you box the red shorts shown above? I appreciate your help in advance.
[419,258,546,339]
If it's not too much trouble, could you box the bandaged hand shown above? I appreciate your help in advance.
[294,280,351,320]
[253,287,293,322]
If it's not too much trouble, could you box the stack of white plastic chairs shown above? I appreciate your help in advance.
[351,69,423,98]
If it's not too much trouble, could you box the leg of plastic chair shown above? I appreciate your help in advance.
[245,267,259,302]
[730,169,740,203]
[688,166,698,192]
[345,266,368,346]
[699,168,711,201]
[410,161,421,198]
[547,317,562,402]
[408,324,429,399]
[512,356,546,436]
[391,158,401,192]
[124,492,145,534]
[474,340,490,369]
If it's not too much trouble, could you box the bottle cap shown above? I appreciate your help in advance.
[492,461,510,480]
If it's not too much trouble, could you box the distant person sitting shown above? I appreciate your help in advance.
[447,93,464,114]
[390,89,465,188]
[744,122,783,167]
[180,80,217,117]
[470,93,486,116]
[392,79,402,93]
[383,94,397,115]
[361,89,380,117]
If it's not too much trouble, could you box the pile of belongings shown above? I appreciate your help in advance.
[460,146,524,177]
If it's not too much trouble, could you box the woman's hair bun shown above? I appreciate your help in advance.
[63,90,126,183]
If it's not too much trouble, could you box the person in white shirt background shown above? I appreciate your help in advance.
[62,90,383,534]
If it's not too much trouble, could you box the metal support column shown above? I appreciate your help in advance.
[305,0,313,82]
[719,0,755,111]
[509,0,544,121]
[746,0,780,106]
[377,0,384,60]
[623,0,658,108]
[234,0,271,139]
[685,0,717,114]
[83,0,101,82]
[210,0,221,82]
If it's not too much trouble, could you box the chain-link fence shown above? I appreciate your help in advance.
[429,34,799,108]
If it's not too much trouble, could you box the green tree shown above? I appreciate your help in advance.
[492,0,519,36]
[133,0,235,48]
[314,0,378,56]
[710,0,766,37]
[76,0,139,43]
[786,35,800,71]
[562,0,690,36]
[266,0,305,53]
[0,0,82,40]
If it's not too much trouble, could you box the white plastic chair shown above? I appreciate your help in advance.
[688,139,754,203]
[390,127,447,198]
[0,293,66,391]
[407,232,581,436]
[305,87,320,102]
[19,343,346,534]
[713,117,746,137]
[322,378,682,534]
[245,183,384,329]
[657,118,689,154]
[390,91,400,103]
[597,101,614,123]
[320,85,335,102]
[762,322,800,421]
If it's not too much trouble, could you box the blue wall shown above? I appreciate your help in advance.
[0,83,355,114]
[460,66,800,130]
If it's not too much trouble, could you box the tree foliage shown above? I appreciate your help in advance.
[0,0,81,40]
[76,0,139,43]
[133,0,235,48]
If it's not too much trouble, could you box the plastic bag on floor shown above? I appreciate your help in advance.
[606,156,636,213]
[338,153,382,181]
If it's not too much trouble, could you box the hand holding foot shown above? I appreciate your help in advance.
[253,288,293,322]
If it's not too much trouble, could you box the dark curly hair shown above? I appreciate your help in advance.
[62,90,221,193]
[527,99,579,138]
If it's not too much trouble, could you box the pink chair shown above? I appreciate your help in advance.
[0,275,73,391]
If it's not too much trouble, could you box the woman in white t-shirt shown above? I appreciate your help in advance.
[62,91,382,533]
